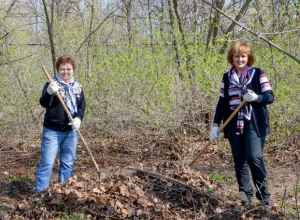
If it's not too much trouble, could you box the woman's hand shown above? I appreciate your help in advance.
[47,82,59,95]
[210,126,221,142]
[69,117,81,130]
[243,90,258,102]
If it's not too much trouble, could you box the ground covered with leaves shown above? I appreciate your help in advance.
[0,131,299,219]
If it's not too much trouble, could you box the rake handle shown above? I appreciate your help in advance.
[42,66,101,175]
[188,100,247,166]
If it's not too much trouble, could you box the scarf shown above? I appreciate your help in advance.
[228,66,255,134]
[55,75,78,118]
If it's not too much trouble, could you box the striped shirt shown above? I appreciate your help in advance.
[219,71,272,108]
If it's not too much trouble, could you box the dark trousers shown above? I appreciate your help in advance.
[228,118,271,200]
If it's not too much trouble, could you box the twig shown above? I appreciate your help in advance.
[295,174,300,219]
[260,29,300,35]
[0,54,33,66]
[84,206,123,219]
[0,32,9,40]
[281,187,286,215]
[128,166,223,203]
[13,69,40,131]
[256,183,271,220]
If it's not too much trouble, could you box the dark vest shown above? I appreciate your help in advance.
[216,68,274,138]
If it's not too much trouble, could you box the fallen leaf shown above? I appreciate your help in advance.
[118,185,130,197]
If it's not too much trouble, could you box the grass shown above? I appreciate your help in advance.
[209,173,233,183]
[59,215,87,220]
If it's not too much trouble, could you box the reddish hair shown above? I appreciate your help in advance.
[55,55,76,71]
[227,42,256,66]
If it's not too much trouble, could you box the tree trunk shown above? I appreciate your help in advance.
[219,0,252,54]
[42,0,56,76]
[212,0,225,46]
[159,0,165,40]
[205,9,214,52]
[168,0,182,78]
[122,0,133,48]
[86,0,96,78]
[172,0,188,53]
[172,0,193,78]
[147,0,154,53]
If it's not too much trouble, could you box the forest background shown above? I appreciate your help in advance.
[0,0,300,218]
[1,0,299,157]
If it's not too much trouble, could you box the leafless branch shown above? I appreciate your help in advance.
[128,166,223,203]
[0,54,33,66]
[0,32,9,40]
[202,0,300,64]
[76,7,119,54]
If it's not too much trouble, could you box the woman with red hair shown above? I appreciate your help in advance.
[210,42,274,205]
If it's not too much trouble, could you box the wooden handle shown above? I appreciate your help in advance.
[41,65,101,174]
[188,100,247,166]
[217,99,247,134]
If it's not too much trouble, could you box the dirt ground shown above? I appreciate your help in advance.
[0,133,299,219]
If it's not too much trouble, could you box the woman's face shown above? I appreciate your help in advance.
[57,63,74,84]
[233,53,248,73]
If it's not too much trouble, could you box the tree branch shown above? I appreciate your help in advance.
[219,0,252,54]
[202,0,300,64]
[75,8,119,54]
[0,32,9,40]
[0,54,33,66]
[128,166,223,203]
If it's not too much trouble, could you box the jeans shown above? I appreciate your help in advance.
[228,118,271,200]
[35,127,78,193]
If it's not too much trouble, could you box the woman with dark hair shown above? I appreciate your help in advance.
[210,42,274,205]
[35,55,86,193]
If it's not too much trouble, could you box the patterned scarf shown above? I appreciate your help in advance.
[228,66,255,134]
[55,75,78,118]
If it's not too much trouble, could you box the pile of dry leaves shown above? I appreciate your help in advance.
[3,162,282,220]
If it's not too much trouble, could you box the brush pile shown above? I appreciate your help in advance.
[3,162,281,220]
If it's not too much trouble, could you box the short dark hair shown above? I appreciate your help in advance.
[227,42,255,66]
[56,55,76,71]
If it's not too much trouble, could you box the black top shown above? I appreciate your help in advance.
[213,68,274,138]
[40,80,86,132]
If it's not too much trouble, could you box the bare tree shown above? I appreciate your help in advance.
[122,0,133,47]
[42,0,57,75]
[219,0,252,54]
[202,0,300,64]
[147,0,154,53]
[168,0,182,77]
[211,0,225,46]
[205,0,225,52]
[86,0,96,77]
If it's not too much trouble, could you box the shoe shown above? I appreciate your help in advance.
[237,191,253,203]
[262,197,274,206]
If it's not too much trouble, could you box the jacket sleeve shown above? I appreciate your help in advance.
[257,90,274,104]
[76,90,86,121]
[39,82,55,108]
[256,70,274,105]
[213,74,226,124]
[214,97,226,124]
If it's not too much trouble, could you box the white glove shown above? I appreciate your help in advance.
[47,82,59,95]
[243,90,258,102]
[210,126,221,142]
[69,117,81,130]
